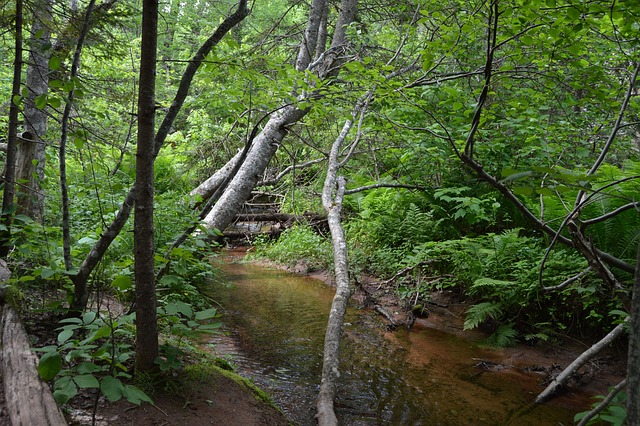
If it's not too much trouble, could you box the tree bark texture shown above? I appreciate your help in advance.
[69,1,249,312]
[201,105,307,231]
[198,0,357,236]
[1,306,67,426]
[316,113,358,425]
[0,0,23,258]
[626,239,640,423]
[134,0,159,373]
[189,149,243,207]
[295,0,326,71]
[16,0,52,222]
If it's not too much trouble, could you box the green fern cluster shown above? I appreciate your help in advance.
[407,228,619,345]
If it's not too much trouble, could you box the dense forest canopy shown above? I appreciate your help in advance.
[0,0,639,423]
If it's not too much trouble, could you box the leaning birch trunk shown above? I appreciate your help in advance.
[201,106,307,231]
[316,117,356,426]
[189,148,243,207]
[197,0,357,234]
[535,317,629,403]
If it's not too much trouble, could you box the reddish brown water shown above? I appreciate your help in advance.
[205,259,595,425]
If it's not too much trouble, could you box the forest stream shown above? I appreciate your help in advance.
[204,252,610,425]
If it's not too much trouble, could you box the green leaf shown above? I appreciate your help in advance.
[58,328,74,344]
[512,186,533,196]
[82,311,97,325]
[35,94,48,109]
[49,56,61,71]
[73,374,99,389]
[100,376,124,402]
[521,35,534,46]
[73,137,85,150]
[123,385,153,405]
[195,308,218,320]
[76,362,103,374]
[500,170,532,182]
[53,379,77,404]
[174,301,193,318]
[535,187,554,196]
[567,7,580,20]
[112,275,133,291]
[40,268,57,279]
[48,97,61,108]
[37,351,62,381]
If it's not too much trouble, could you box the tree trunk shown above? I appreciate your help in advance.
[69,0,249,312]
[190,149,243,208]
[316,107,361,425]
[201,105,307,231]
[295,0,326,71]
[134,0,159,373]
[198,0,358,236]
[626,239,640,423]
[0,0,23,258]
[16,0,52,222]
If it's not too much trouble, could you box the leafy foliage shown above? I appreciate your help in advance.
[250,225,332,271]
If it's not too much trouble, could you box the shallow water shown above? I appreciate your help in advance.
[205,259,589,425]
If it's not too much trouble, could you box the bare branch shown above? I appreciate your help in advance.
[542,267,592,292]
[344,183,429,195]
[464,0,498,159]
[258,157,326,187]
[581,201,640,229]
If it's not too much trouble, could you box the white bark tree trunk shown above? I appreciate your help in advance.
[316,117,354,425]
[197,0,357,236]
[201,105,307,231]
[190,149,243,207]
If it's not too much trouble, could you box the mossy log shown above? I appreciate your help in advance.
[0,306,67,425]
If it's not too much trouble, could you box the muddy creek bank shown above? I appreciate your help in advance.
[204,255,622,425]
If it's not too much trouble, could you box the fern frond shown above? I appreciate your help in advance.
[464,302,503,330]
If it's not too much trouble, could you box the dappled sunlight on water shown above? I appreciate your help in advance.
[205,258,589,425]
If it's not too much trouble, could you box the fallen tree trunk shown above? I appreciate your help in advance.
[316,92,366,425]
[197,0,357,236]
[1,306,67,425]
[534,318,629,404]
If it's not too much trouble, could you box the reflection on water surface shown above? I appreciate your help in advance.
[206,259,586,425]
